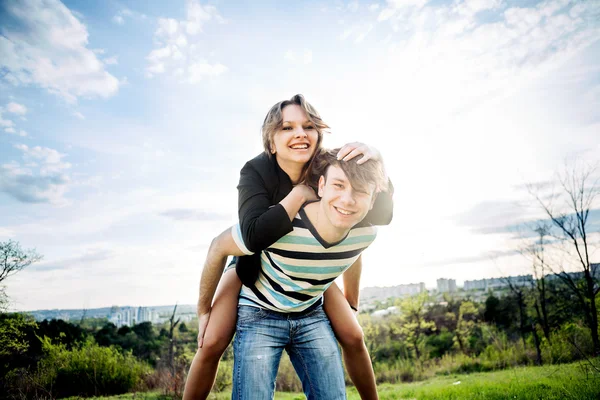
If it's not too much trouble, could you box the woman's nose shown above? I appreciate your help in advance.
[294,127,307,137]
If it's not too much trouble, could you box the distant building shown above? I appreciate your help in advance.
[464,275,533,291]
[546,265,600,282]
[437,278,457,293]
[109,306,158,327]
[371,306,398,318]
[360,283,426,305]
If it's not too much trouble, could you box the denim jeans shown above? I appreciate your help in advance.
[232,305,346,400]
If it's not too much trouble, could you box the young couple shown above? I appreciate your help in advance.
[183,95,393,399]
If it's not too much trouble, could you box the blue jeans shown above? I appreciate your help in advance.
[232,305,346,400]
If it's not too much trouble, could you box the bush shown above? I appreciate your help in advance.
[373,358,421,384]
[31,337,150,398]
[542,321,594,364]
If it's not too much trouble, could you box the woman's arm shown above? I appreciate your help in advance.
[238,161,316,252]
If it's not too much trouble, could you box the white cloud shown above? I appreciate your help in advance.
[0,107,15,131]
[0,144,71,204]
[0,0,120,103]
[4,128,27,137]
[112,15,124,25]
[73,111,85,120]
[187,61,227,83]
[6,102,27,115]
[145,0,226,82]
[112,7,146,26]
[103,55,118,65]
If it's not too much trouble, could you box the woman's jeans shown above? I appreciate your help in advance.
[232,305,346,400]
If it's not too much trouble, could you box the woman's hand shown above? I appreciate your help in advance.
[292,184,318,202]
[337,142,381,165]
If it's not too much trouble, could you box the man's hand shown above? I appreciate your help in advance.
[197,311,211,348]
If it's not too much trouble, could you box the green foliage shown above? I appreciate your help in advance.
[28,337,150,398]
[0,312,40,395]
[541,321,594,364]
[0,312,36,358]
[453,301,478,355]
[396,293,436,362]
[426,329,454,358]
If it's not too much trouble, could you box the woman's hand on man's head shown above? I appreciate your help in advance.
[337,142,381,165]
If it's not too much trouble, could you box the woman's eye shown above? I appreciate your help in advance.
[304,126,315,130]
[282,126,292,130]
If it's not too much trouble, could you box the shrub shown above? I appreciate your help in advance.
[32,337,150,398]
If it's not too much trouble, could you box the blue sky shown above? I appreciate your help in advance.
[1,0,599,311]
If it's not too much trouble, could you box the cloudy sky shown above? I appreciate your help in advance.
[1,0,599,311]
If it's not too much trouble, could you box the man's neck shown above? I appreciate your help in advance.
[303,202,350,244]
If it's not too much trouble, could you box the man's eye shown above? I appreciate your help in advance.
[334,183,344,189]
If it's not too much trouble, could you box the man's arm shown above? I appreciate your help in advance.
[197,227,246,316]
[343,255,362,312]
[196,227,247,348]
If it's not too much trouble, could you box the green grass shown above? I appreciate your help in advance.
[72,360,600,400]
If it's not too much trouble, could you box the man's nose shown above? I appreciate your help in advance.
[340,189,356,205]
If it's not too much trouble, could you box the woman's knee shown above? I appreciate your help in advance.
[200,332,232,360]
[336,323,365,349]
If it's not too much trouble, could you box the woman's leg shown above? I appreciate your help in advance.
[323,282,378,400]
[183,268,241,400]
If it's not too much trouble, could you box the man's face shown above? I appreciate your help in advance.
[317,165,376,231]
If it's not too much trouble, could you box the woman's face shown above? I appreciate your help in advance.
[271,104,319,167]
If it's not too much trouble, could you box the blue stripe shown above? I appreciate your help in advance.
[265,257,349,275]
[262,262,326,292]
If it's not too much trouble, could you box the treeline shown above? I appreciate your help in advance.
[358,278,595,385]
[1,276,597,399]
[0,312,200,399]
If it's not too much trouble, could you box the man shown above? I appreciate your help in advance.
[196,148,387,399]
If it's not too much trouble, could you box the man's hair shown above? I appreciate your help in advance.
[261,94,330,157]
[306,148,388,194]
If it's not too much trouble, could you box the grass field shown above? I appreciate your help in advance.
[78,360,600,400]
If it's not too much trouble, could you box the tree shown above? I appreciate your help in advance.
[0,240,43,284]
[516,223,553,343]
[167,304,181,376]
[453,301,478,355]
[396,293,435,364]
[527,160,600,355]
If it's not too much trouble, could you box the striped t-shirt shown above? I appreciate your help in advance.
[232,204,377,313]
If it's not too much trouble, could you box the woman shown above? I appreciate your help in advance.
[183,94,393,399]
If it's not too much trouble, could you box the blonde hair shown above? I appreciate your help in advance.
[306,148,388,195]
[261,94,330,157]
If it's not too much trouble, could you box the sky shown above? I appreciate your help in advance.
[1,0,599,311]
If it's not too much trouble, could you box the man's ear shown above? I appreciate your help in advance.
[318,175,325,197]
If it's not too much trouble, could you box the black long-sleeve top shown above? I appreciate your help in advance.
[235,152,394,286]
